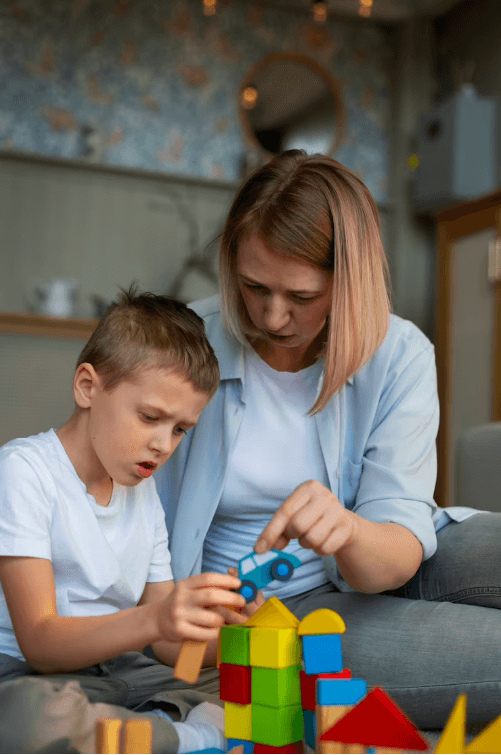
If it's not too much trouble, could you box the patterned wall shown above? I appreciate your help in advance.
[0,0,392,202]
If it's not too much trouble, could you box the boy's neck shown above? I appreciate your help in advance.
[56,412,113,507]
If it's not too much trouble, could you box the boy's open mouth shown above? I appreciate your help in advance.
[137,461,156,478]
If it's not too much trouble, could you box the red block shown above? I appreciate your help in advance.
[254,742,303,753]
[219,662,251,704]
[300,668,352,711]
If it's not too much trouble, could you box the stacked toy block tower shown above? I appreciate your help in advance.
[297,609,367,754]
[219,597,305,753]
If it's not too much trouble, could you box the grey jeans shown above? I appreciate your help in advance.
[282,512,501,730]
[0,651,221,753]
[0,512,500,751]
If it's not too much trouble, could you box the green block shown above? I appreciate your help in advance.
[252,665,301,707]
[252,703,304,747]
[220,625,250,666]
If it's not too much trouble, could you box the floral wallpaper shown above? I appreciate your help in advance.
[0,0,392,202]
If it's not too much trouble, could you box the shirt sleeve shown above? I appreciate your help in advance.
[0,447,53,560]
[146,481,174,583]
[351,344,439,561]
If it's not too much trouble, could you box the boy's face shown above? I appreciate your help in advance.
[84,366,209,486]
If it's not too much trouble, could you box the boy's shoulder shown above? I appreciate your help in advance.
[187,295,221,321]
[0,430,57,467]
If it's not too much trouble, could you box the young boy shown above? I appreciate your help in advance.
[0,286,249,754]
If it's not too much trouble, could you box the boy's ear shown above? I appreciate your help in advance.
[73,363,102,409]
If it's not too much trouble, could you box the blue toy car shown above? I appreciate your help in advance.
[237,549,302,602]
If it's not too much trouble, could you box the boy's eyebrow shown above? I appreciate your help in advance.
[238,273,322,295]
[141,405,197,427]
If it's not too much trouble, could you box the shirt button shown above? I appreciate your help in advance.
[336,468,341,478]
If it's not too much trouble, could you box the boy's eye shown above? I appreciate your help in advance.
[175,426,188,436]
[142,414,158,423]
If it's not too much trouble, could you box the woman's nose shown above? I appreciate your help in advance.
[263,296,289,331]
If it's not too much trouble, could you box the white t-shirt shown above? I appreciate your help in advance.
[0,429,173,661]
[202,347,330,599]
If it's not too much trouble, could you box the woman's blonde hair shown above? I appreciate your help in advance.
[77,284,220,397]
[219,150,392,414]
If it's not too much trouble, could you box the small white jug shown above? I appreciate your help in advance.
[29,279,79,317]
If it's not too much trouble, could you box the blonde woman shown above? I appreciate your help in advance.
[156,150,500,729]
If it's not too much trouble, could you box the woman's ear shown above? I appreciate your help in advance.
[73,363,101,409]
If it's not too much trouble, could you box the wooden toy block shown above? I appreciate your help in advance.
[174,640,208,683]
[435,693,466,754]
[225,701,253,741]
[300,669,352,711]
[319,687,428,751]
[316,677,367,706]
[254,741,303,752]
[251,665,301,707]
[249,626,301,669]
[252,703,304,748]
[220,625,251,666]
[303,708,316,749]
[243,597,299,629]
[465,713,501,753]
[301,634,343,675]
[227,738,255,753]
[96,719,122,754]
[315,704,353,754]
[123,720,152,754]
[298,609,346,635]
[220,663,252,705]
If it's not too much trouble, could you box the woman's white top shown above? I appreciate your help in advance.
[202,347,330,599]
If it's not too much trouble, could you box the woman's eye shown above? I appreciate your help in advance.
[245,283,266,294]
[293,295,317,303]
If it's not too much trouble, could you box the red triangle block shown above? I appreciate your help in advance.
[319,687,428,750]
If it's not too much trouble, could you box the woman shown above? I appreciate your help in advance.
[155,150,501,729]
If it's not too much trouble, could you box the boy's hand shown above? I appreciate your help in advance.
[215,567,265,625]
[155,573,245,644]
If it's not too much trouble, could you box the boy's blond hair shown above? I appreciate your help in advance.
[77,284,220,396]
[218,150,392,414]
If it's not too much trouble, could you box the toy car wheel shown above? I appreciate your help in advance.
[271,558,294,582]
[240,580,258,602]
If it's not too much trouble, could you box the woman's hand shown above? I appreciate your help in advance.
[255,479,358,557]
[155,573,245,644]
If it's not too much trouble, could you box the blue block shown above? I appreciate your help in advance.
[316,677,367,705]
[187,749,225,754]
[301,634,343,675]
[303,709,316,749]
[227,738,254,753]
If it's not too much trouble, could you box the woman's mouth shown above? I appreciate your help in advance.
[266,331,294,342]
[137,462,156,478]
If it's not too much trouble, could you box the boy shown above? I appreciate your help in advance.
[0,286,249,754]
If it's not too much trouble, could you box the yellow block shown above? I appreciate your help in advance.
[435,694,466,754]
[465,714,501,754]
[225,702,253,740]
[244,597,299,629]
[250,626,301,669]
[96,719,122,754]
[123,720,152,754]
[298,608,346,635]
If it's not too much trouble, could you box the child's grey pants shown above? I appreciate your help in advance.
[0,651,221,753]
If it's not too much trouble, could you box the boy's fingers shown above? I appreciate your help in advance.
[195,587,245,609]
[188,572,241,590]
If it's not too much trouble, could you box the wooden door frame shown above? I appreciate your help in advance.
[435,189,501,507]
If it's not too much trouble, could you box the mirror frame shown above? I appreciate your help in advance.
[238,51,346,160]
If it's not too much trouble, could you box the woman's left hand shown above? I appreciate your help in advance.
[255,479,358,557]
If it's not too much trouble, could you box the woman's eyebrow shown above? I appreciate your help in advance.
[239,273,321,295]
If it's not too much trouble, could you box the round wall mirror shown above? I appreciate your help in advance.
[239,52,345,160]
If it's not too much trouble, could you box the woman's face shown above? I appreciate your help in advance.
[236,233,333,364]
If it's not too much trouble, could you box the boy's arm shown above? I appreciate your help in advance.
[0,557,242,674]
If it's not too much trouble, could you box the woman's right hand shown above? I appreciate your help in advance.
[155,573,245,644]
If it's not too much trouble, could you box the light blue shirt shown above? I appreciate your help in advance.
[154,295,480,592]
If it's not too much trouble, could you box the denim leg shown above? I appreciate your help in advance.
[282,580,501,729]
[394,513,501,607]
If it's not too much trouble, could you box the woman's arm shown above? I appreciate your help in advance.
[255,480,423,594]
[0,556,243,673]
